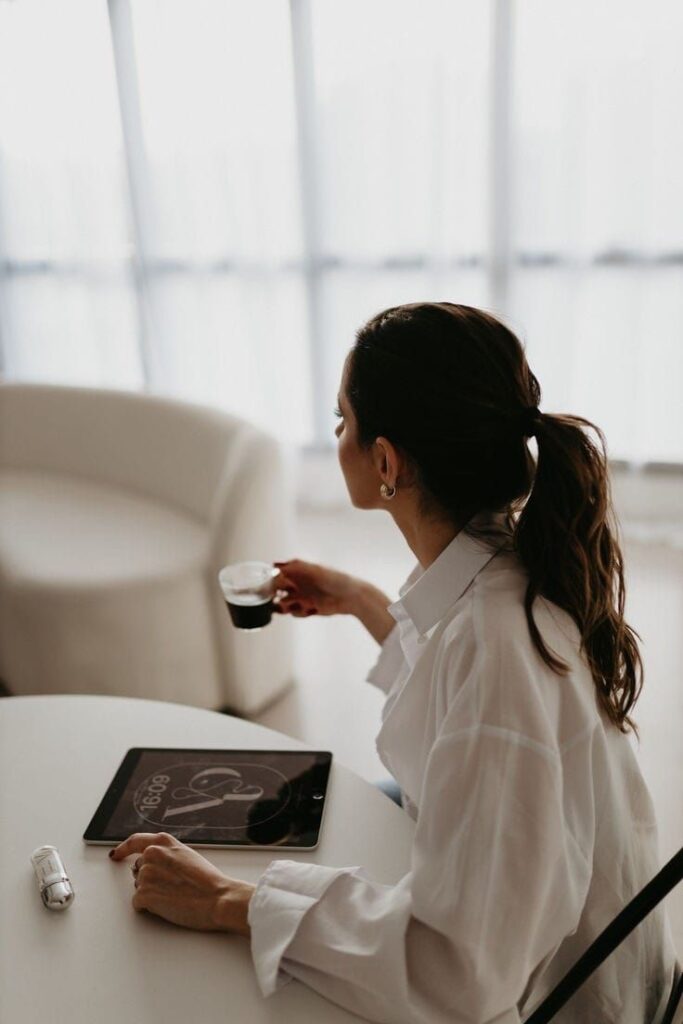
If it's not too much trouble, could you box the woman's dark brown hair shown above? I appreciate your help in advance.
[346,301,642,734]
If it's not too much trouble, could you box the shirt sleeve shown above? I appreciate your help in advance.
[247,723,593,1024]
[365,621,404,694]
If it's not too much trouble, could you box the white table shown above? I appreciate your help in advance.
[0,695,414,1024]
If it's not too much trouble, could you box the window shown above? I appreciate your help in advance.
[510,0,683,464]
[0,0,680,462]
[0,0,142,388]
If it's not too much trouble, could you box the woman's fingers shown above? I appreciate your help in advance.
[273,573,301,596]
[273,568,294,584]
[109,831,176,860]
[272,565,322,617]
[120,839,256,932]
[274,563,316,588]
[277,595,318,615]
[273,601,318,617]
[273,565,301,585]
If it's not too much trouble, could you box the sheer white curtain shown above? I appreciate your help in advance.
[510,0,683,464]
[0,0,142,389]
[0,0,681,460]
[0,0,313,442]
[307,0,491,425]
[124,0,313,441]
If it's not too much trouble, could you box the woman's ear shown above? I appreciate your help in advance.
[373,436,404,486]
[374,438,389,477]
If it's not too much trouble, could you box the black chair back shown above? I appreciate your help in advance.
[660,968,682,1024]
[523,845,683,1024]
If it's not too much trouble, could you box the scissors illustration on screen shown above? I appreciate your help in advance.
[162,766,265,820]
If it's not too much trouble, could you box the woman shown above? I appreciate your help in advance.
[110,303,677,1022]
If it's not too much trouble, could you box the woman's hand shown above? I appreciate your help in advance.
[272,559,360,617]
[109,832,254,936]
[273,558,396,644]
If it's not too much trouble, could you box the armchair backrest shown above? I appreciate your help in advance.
[0,383,258,523]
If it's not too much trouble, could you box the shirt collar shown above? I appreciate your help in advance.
[388,527,504,639]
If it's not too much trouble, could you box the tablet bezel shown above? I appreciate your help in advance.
[83,747,333,850]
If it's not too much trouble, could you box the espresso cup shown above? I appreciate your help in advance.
[218,561,279,631]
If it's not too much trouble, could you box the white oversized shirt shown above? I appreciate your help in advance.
[248,529,677,1023]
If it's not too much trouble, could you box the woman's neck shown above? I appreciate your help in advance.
[389,508,460,569]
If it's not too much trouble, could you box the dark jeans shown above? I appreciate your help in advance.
[375,777,403,808]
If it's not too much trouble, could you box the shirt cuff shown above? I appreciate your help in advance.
[248,859,362,998]
[365,622,404,694]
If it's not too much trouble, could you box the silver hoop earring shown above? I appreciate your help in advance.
[380,483,396,500]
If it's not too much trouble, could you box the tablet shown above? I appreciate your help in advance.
[83,748,333,850]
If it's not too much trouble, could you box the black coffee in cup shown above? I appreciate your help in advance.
[224,595,274,630]
[219,561,278,631]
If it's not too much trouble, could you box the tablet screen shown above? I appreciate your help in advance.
[83,748,333,849]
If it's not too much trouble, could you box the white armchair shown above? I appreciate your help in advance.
[0,383,296,714]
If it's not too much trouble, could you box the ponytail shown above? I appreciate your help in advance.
[515,413,643,735]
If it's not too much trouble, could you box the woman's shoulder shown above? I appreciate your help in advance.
[471,549,583,655]
[436,550,600,749]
